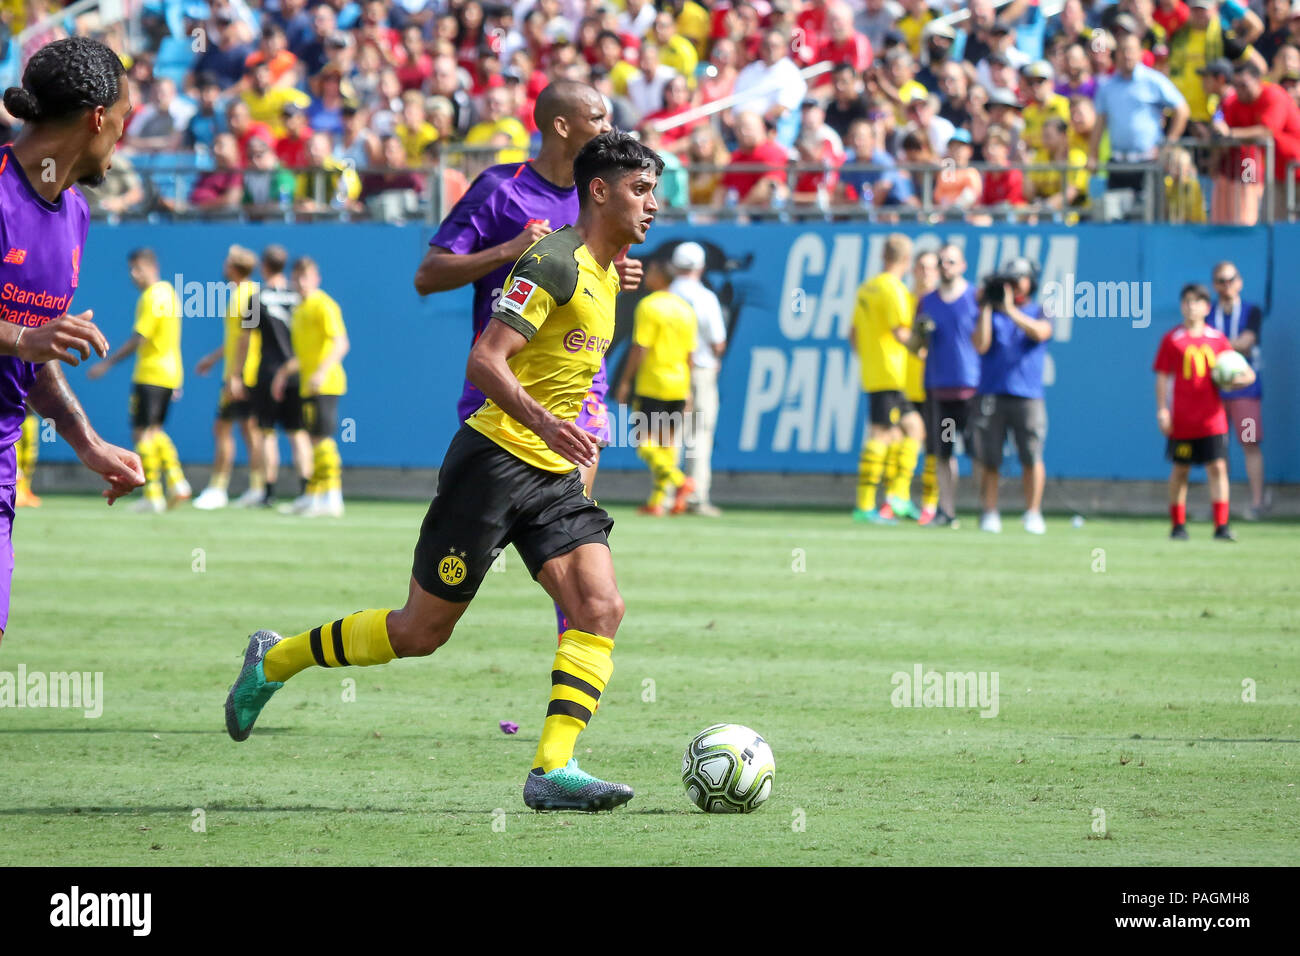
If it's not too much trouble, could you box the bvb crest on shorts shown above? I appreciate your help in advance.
[438,549,468,587]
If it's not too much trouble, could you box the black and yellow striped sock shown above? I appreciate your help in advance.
[856,439,887,511]
[921,454,939,510]
[136,434,164,502]
[318,437,342,492]
[533,629,614,773]
[155,430,186,487]
[262,608,395,683]
[889,436,920,501]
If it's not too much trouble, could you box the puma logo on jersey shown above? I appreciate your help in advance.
[530,253,550,264]
[582,287,595,300]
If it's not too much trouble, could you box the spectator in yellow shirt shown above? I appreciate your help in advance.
[1026,117,1090,212]
[242,61,310,137]
[1021,61,1071,153]
[464,87,531,163]
[652,9,699,87]
[396,89,439,164]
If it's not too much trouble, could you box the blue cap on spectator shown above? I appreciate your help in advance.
[949,128,972,145]
[184,2,211,20]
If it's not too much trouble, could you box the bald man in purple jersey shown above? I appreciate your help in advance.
[415,80,642,639]
[0,38,146,640]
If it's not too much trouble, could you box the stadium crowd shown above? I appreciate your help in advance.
[3,0,1300,222]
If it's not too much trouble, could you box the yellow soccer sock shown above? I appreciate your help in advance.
[209,471,229,492]
[17,414,38,477]
[882,440,900,495]
[155,431,186,486]
[533,629,614,773]
[638,444,666,506]
[319,438,342,493]
[890,437,921,501]
[921,454,939,510]
[136,434,164,501]
[309,441,327,495]
[856,439,887,511]
[262,608,396,683]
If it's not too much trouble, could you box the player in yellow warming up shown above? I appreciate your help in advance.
[225,131,664,811]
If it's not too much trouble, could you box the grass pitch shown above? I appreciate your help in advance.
[0,496,1295,866]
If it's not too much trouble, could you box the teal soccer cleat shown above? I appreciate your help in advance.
[852,507,898,525]
[224,629,285,742]
[523,759,634,812]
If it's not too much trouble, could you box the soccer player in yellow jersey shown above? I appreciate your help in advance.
[14,413,41,507]
[850,233,922,524]
[615,259,697,516]
[226,131,663,812]
[88,248,192,512]
[898,249,938,525]
[194,246,264,509]
[269,257,349,518]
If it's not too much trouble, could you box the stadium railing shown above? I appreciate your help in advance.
[99,137,1277,227]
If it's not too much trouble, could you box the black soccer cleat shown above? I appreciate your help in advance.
[1213,524,1237,542]
[1170,524,1189,541]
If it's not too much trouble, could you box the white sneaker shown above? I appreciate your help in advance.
[303,493,344,518]
[231,487,266,508]
[130,496,165,514]
[166,478,192,510]
[192,486,228,510]
[979,511,1002,533]
[1023,510,1046,535]
[690,501,723,517]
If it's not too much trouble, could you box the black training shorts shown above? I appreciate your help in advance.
[302,394,340,439]
[1167,432,1228,466]
[129,384,173,429]
[868,390,909,428]
[253,369,304,431]
[411,426,614,602]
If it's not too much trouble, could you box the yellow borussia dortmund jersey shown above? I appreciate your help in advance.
[632,290,697,402]
[291,288,348,396]
[132,280,183,389]
[241,87,310,137]
[1029,146,1089,202]
[853,271,912,393]
[1022,95,1071,151]
[224,279,260,388]
[468,226,619,473]
[1175,31,1210,122]
[904,290,925,404]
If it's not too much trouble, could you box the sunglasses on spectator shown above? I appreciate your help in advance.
[939,257,960,266]
[1214,274,1239,284]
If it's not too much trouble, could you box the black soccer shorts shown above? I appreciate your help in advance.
[1167,432,1229,466]
[924,395,974,460]
[411,426,614,602]
[867,390,908,427]
[302,395,340,439]
[253,369,304,432]
[129,384,173,429]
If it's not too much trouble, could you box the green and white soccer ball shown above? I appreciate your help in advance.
[682,723,775,813]
[1212,349,1250,388]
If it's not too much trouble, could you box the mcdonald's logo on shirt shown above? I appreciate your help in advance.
[1182,343,1217,380]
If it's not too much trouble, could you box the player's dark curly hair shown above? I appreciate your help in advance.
[574,130,665,208]
[3,37,126,125]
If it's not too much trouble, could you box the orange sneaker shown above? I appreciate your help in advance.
[638,504,665,517]
[15,486,41,508]
[671,477,696,515]
[877,501,896,521]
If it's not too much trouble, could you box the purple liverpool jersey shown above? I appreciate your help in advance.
[428,161,579,422]
[0,146,90,486]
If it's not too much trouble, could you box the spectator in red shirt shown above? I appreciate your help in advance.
[979,126,1025,208]
[796,0,834,64]
[225,99,275,167]
[721,110,791,205]
[1152,0,1191,39]
[816,2,874,77]
[1218,60,1300,222]
[275,103,313,170]
[183,132,244,213]
[357,0,403,66]
[396,24,433,92]
[643,74,700,147]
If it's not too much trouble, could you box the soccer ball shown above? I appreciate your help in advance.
[681,723,775,813]
[1212,349,1250,388]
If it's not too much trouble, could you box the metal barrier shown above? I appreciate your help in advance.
[92,137,1281,226]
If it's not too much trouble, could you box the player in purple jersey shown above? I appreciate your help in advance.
[415,80,641,639]
[0,38,146,638]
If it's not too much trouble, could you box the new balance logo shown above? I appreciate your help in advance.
[4,248,26,264]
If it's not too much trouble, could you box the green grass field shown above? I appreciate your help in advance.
[0,496,1295,866]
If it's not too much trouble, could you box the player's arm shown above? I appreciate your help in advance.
[307,332,349,395]
[972,301,994,354]
[195,344,224,375]
[0,310,109,364]
[86,333,143,380]
[271,356,300,401]
[27,361,143,503]
[467,319,597,468]
[413,219,551,295]
[1154,371,1173,436]
[615,344,648,406]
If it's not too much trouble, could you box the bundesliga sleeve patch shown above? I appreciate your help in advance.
[499,277,537,316]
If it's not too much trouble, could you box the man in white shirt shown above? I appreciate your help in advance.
[668,242,727,517]
[619,0,658,38]
[626,40,681,117]
[732,28,809,148]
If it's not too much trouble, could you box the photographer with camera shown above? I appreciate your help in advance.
[970,257,1054,535]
